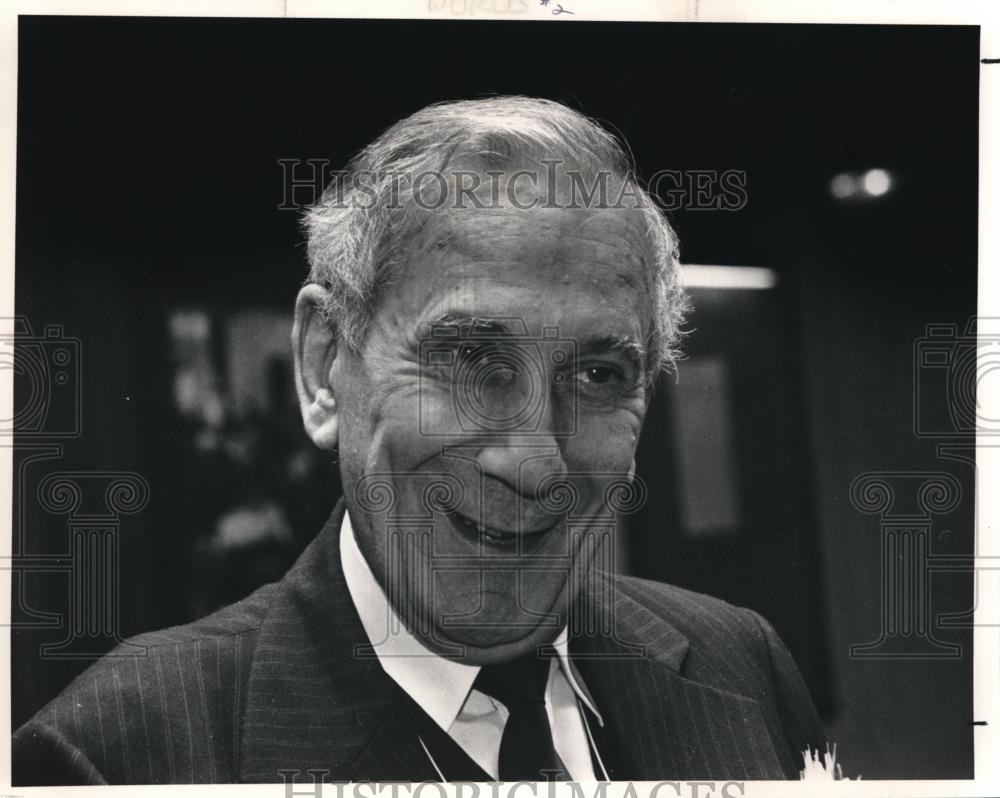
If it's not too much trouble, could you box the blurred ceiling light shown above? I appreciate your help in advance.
[830,173,858,199]
[681,264,777,290]
[862,168,892,196]
[830,168,894,201]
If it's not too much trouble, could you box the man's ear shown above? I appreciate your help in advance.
[292,284,339,451]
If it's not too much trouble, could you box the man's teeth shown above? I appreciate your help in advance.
[454,514,506,539]
[455,514,483,531]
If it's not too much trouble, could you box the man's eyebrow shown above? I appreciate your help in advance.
[578,334,647,367]
[424,313,511,335]
[420,318,646,365]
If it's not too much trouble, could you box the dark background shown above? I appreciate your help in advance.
[11,16,978,779]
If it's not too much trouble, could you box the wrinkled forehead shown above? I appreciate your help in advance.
[400,182,654,295]
[378,205,654,351]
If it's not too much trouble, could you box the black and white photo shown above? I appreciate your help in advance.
[3,6,997,793]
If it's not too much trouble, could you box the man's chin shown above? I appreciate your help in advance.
[429,619,567,665]
[412,580,570,663]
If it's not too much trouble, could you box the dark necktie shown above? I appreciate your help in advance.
[474,654,570,781]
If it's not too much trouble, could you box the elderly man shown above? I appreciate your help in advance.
[13,97,825,784]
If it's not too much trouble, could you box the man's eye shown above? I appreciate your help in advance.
[572,365,627,400]
[422,341,500,369]
[454,342,521,389]
[580,366,616,385]
[457,342,499,365]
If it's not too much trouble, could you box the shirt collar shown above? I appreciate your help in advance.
[339,510,602,732]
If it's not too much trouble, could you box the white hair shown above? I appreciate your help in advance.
[303,95,688,378]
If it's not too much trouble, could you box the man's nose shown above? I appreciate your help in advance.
[472,382,569,498]
[475,441,568,499]
[456,353,575,495]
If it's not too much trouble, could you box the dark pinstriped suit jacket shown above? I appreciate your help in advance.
[12,503,826,784]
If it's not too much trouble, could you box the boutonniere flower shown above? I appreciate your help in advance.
[800,744,858,780]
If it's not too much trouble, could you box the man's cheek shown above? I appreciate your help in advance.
[362,396,430,468]
[564,416,642,470]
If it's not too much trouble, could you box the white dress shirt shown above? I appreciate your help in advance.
[339,511,605,780]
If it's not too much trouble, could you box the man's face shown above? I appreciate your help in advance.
[299,191,652,664]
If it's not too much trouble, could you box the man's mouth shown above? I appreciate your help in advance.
[447,510,556,547]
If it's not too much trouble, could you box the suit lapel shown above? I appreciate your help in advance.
[338,709,441,782]
[238,502,435,783]
[238,504,786,782]
[571,575,786,780]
